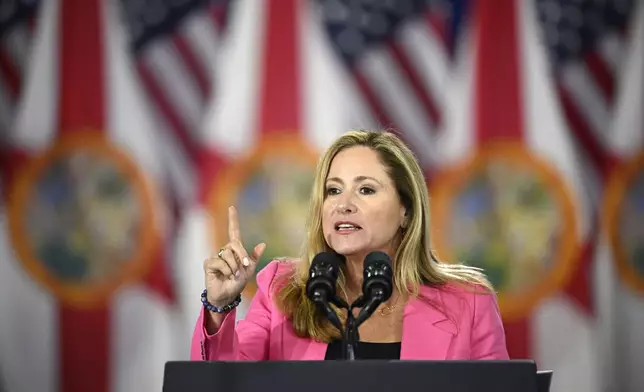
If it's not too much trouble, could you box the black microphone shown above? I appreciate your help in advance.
[354,251,393,327]
[306,252,343,331]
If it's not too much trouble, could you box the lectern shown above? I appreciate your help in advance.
[163,360,547,392]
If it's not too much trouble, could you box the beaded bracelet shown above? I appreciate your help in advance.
[201,289,242,313]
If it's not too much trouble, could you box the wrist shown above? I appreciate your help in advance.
[201,289,242,313]
[207,294,235,308]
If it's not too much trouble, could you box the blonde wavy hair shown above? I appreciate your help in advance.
[274,130,492,342]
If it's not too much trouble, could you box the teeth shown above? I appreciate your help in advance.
[337,224,358,230]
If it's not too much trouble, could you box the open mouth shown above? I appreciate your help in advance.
[335,222,362,232]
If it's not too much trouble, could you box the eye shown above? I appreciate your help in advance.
[359,187,375,195]
[325,187,341,196]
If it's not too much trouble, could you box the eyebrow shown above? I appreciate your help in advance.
[326,176,383,186]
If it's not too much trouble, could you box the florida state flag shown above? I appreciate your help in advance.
[0,1,177,391]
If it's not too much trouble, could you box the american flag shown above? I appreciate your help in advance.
[535,0,637,174]
[0,0,39,138]
[119,0,232,204]
[315,0,470,169]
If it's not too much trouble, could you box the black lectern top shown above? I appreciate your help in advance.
[163,360,539,392]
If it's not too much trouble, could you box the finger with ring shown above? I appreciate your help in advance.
[217,246,241,279]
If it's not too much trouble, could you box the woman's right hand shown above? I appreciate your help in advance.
[203,206,266,308]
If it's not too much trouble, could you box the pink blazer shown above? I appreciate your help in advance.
[190,260,509,361]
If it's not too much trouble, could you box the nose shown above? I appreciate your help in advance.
[335,194,357,214]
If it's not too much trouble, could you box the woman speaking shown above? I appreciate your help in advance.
[190,130,509,361]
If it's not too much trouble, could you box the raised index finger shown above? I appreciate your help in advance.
[228,205,242,242]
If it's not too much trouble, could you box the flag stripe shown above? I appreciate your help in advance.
[3,25,30,69]
[358,51,436,167]
[171,34,210,98]
[584,51,615,103]
[351,62,437,176]
[179,12,220,84]
[397,19,448,120]
[556,83,620,175]
[425,11,448,46]
[60,308,110,392]
[155,123,198,204]
[57,1,110,391]
[141,45,203,136]
[474,0,523,142]
[208,2,228,29]
[0,45,19,99]
[58,1,105,134]
[560,65,611,144]
[474,0,531,359]
[258,0,300,135]
[0,79,10,130]
[136,61,200,159]
[599,34,622,71]
[352,68,394,128]
[387,40,442,128]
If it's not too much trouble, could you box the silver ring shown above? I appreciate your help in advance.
[217,247,226,259]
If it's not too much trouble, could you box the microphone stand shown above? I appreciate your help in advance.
[330,293,387,361]
[343,312,357,361]
[335,296,369,361]
[344,298,365,361]
[313,295,360,361]
[344,292,387,360]
[330,297,356,361]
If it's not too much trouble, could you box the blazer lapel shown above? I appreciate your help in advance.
[400,286,457,360]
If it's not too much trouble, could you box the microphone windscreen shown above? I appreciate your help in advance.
[307,252,342,302]
[363,251,393,301]
[310,251,342,271]
[363,251,392,268]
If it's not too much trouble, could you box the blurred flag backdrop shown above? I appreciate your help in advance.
[1,1,643,392]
